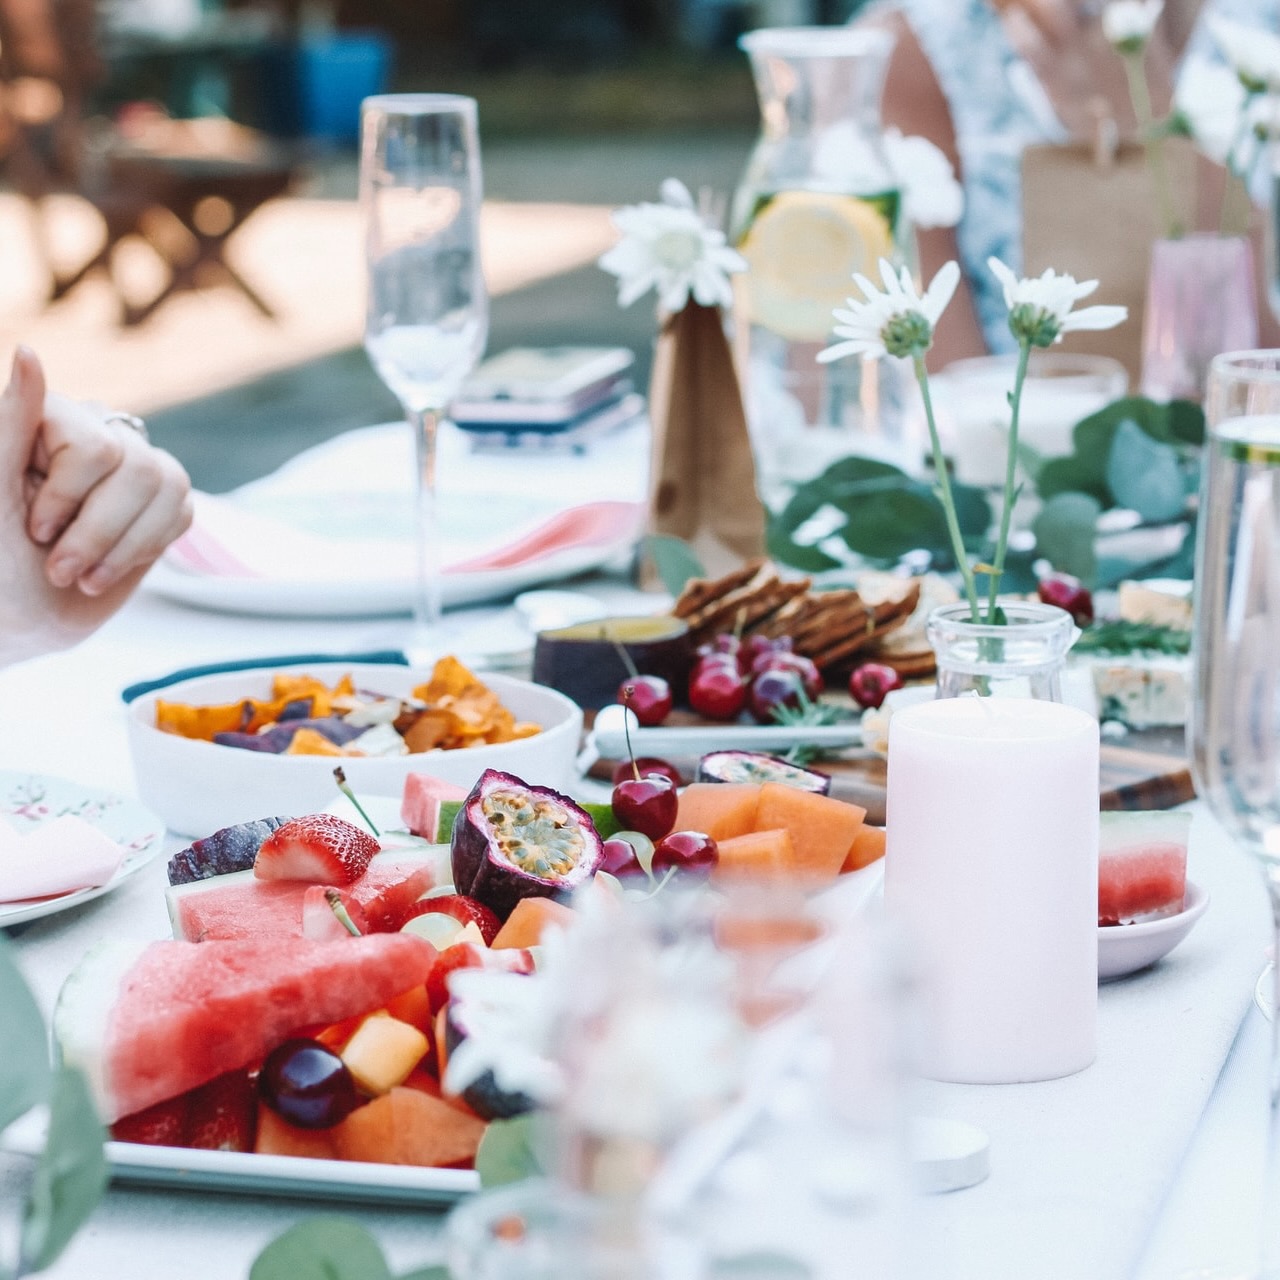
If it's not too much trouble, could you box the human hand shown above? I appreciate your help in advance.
[0,347,192,665]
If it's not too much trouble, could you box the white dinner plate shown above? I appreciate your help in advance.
[0,772,165,929]
[1255,963,1276,1022]
[1,1111,477,1205]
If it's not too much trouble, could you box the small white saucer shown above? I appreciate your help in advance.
[1098,882,1210,981]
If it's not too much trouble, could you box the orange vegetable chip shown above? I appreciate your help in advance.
[285,728,356,757]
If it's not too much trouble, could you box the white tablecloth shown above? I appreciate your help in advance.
[0,585,1274,1280]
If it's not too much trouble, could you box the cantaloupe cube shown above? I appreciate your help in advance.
[254,1103,337,1160]
[340,1013,430,1095]
[754,783,866,883]
[491,897,575,949]
[384,984,433,1032]
[714,829,793,881]
[333,1087,487,1167]
[674,783,761,842]
[842,825,886,873]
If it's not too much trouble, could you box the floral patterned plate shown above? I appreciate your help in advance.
[0,771,165,928]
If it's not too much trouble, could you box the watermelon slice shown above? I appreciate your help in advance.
[401,773,469,840]
[55,933,437,1123]
[1098,811,1191,925]
[166,849,446,941]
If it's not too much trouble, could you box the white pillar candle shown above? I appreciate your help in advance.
[884,697,1099,1084]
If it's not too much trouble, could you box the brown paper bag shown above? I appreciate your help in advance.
[1021,137,1199,386]
[645,301,766,579]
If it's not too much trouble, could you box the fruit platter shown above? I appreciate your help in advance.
[36,750,885,1201]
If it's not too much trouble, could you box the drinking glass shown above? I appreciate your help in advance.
[360,94,488,659]
[1189,350,1280,1275]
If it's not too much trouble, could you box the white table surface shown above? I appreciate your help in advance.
[0,582,1274,1280]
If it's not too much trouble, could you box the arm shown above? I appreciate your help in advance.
[0,347,192,666]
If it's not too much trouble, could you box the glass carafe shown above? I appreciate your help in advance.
[731,26,907,511]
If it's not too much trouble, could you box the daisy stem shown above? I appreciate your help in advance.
[985,338,1031,624]
[913,353,981,622]
[1124,52,1181,239]
[1219,91,1259,238]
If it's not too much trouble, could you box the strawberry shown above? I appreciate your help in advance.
[111,1094,190,1147]
[185,1069,257,1153]
[426,942,534,1015]
[301,885,370,940]
[400,894,500,945]
[254,815,378,886]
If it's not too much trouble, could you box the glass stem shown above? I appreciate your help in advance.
[409,405,443,663]
[1262,873,1280,1276]
[985,339,1031,623]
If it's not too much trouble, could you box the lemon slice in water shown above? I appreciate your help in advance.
[737,191,896,343]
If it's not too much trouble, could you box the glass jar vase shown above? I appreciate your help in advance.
[927,602,1078,701]
[730,26,909,509]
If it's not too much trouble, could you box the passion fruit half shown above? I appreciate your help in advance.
[451,769,604,921]
[697,750,831,794]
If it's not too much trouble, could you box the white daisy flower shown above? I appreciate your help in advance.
[599,177,746,313]
[1101,0,1164,54]
[1207,14,1280,95]
[817,258,960,363]
[987,257,1128,348]
[882,129,964,229]
[1174,58,1248,165]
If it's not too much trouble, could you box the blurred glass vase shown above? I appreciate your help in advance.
[731,26,908,509]
[1140,234,1258,403]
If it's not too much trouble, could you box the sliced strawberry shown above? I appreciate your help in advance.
[186,1069,257,1153]
[111,1093,190,1147]
[254,815,378,886]
[301,885,370,940]
[426,942,535,1015]
[401,894,500,945]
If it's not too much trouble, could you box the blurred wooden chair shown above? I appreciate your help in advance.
[0,0,298,324]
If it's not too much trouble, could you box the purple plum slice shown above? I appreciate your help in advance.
[696,750,831,794]
[450,769,603,921]
[167,816,291,885]
[213,717,365,754]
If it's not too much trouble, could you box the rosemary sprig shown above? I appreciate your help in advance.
[1073,621,1190,657]
[771,691,848,766]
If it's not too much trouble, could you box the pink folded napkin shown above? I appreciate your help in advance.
[166,493,645,583]
[0,815,125,902]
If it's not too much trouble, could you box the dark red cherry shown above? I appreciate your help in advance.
[747,667,805,723]
[752,650,822,700]
[610,757,683,787]
[618,675,673,727]
[258,1039,359,1129]
[689,664,747,721]
[600,836,645,877]
[652,830,718,877]
[848,663,904,710]
[612,774,678,841]
[1036,573,1094,626]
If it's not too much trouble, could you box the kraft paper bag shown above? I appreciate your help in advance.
[645,301,766,580]
[1021,136,1198,386]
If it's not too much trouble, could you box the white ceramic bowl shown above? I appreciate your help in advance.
[1097,881,1210,981]
[127,663,583,838]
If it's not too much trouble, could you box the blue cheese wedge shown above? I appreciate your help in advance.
[1091,655,1190,728]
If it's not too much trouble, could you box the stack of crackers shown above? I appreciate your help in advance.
[672,560,937,675]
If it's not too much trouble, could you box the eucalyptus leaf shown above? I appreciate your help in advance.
[0,935,51,1132]
[1105,420,1189,522]
[19,1066,107,1273]
[642,536,706,598]
[838,485,951,563]
[765,519,842,573]
[250,1218,393,1280]
[1032,492,1102,585]
[1036,452,1109,504]
[398,1268,451,1280]
[476,1113,545,1189]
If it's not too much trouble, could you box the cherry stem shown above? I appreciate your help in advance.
[609,635,640,681]
[332,766,380,838]
[620,697,641,782]
[325,886,363,936]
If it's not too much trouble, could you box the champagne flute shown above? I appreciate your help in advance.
[360,94,488,660]
[1189,350,1280,1275]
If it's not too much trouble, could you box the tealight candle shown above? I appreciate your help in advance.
[884,697,1099,1084]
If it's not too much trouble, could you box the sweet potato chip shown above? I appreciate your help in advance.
[285,728,357,757]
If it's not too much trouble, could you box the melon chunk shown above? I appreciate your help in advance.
[1099,810,1190,924]
[714,829,793,881]
[674,783,761,843]
[401,773,469,840]
[254,1104,337,1160]
[754,784,866,883]
[491,897,575,949]
[841,825,886,874]
[340,1013,430,1095]
[333,1087,487,1167]
[56,933,437,1123]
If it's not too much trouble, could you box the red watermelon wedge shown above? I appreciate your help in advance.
[55,933,436,1123]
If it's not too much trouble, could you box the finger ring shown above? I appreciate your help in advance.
[105,411,149,442]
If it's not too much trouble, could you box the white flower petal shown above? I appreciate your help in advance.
[923,259,962,320]
[1102,0,1163,49]
[817,336,885,362]
[1059,304,1129,332]
[882,130,964,229]
[987,256,1020,307]
[660,177,695,209]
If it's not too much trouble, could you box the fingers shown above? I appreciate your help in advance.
[26,394,127,546]
[1,346,47,475]
[45,443,192,594]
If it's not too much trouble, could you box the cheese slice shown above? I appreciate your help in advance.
[1118,579,1193,631]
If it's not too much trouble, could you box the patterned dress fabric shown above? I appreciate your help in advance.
[866,0,1280,351]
